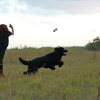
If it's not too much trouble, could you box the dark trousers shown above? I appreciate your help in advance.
[0,47,6,71]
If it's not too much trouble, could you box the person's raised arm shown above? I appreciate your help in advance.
[9,24,14,35]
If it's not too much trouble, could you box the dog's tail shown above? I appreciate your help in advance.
[19,57,29,65]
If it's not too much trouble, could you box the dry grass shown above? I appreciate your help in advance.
[0,47,100,100]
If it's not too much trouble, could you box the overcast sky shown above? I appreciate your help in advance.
[1,0,100,48]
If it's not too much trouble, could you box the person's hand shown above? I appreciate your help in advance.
[9,24,14,35]
[9,24,13,28]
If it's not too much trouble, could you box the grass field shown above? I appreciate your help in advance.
[0,47,100,100]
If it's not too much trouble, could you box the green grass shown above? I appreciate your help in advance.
[0,47,100,100]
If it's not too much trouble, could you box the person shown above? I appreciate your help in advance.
[0,24,14,76]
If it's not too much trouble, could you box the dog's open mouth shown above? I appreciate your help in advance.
[63,50,68,55]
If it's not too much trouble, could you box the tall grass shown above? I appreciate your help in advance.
[0,47,100,100]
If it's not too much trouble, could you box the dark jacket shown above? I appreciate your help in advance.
[0,31,11,49]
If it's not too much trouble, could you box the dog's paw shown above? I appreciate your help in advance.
[23,71,28,75]
[23,71,31,75]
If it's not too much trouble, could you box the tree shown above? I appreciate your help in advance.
[86,37,100,51]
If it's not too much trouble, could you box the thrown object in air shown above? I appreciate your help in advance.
[53,28,57,32]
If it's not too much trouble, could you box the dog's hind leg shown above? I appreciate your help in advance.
[23,68,32,75]
[23,71,31,75]
[32,68,38,75]
[23,64,32,75]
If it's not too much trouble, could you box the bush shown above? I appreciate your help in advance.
[86,37,100,51]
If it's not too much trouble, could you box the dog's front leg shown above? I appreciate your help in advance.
[49,66,55,70]
[58,61,64,67]
[43,63,55,70]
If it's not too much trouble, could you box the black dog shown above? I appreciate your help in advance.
[19,47,68,75]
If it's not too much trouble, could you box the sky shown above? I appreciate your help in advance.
[0,0,100,48]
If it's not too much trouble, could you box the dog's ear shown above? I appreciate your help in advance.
[55,47,57,51]
[55,47,59,51]
[55,47,63,51]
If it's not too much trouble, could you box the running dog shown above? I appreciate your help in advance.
[19,47,68,75]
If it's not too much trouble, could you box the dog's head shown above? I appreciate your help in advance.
[55,47,68,56]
